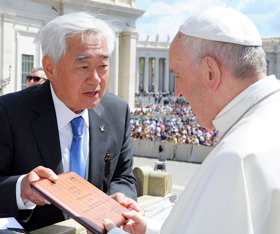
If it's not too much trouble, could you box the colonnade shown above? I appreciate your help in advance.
[135,57,175,93]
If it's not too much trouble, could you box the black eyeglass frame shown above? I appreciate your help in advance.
[26,76,47,82]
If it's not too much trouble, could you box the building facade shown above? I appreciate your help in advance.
[1,1,279,107]
[263,38,280,78]
[136,37,280,94]
[0,0,144,108]
[136,36,175,94]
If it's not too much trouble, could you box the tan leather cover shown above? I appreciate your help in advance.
[30,171,128,234]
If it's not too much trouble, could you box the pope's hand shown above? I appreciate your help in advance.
[103,210,147,234]
[111,192,145,216]
[21,166,58,205]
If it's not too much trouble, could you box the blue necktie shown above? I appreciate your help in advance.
[70,116,86,179]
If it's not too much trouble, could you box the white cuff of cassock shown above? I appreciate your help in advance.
[145,219,163,234]
[107,227,129,234]
[16,175,36,210]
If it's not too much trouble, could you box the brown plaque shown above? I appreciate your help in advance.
[30,171,129,234]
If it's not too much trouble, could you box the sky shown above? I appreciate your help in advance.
[135,0,280,42]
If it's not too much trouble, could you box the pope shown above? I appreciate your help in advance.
[102,6,280,234]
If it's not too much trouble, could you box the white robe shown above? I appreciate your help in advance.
[145,75,280,234]
[108,75,280,234]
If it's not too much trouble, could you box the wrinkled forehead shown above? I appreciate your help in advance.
[169,33,185,68]
[65,31,105,48]
[64,32,108,58]
[169,32,186,57]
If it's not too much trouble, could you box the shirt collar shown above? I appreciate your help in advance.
[212,75,279,136]
[50,83,89,130]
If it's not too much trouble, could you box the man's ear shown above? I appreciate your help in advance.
[202,56,221,92]
[42,56,56,81]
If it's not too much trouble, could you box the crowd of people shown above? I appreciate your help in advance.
[131,95,219,147]
[135,91,173,105]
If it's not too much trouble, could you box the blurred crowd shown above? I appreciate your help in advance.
[131,93,219,147]
[135,91,174,107]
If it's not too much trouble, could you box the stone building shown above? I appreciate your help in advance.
[1,1,279,107]
[136,35,174,93]
[263,37,280,78]
[136,36,280,94]
[0,0,144,108]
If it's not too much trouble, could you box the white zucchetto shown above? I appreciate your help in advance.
[179,7,262,46]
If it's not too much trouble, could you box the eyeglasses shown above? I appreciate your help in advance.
[26,76,47,82]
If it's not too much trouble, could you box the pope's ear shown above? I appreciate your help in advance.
[202,56,221,92]
[42,56,56,81]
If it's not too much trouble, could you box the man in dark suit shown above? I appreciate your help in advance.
[0,12,139,231]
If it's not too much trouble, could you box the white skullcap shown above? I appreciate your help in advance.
[179,7,262,46]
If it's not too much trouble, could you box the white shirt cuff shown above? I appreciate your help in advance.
[16,175,36,210]
[108,227,129,234]
[146,219,163,234]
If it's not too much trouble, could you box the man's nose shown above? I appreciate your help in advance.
[87,69,101,84]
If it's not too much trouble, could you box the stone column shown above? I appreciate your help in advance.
[164,58,169,92]
[135,57,139,93]
[107,34,119,95]
[169,70,175,93]
[118,31,137,109]
[1,14,14,95]
[154,57,159,93]
[158,59,163,91]
[149,58,153,91]
[144,56,149,92]
[267,57,274,76]
[276,52,280,79]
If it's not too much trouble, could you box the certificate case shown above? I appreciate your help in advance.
[30,171,128,234]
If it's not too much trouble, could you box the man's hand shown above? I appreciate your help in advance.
[111,192,145,216]
[21,166,58,205]
[103,210,147,234]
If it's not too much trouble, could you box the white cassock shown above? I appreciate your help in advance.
[108,75,280,234]
[144,75,280,234]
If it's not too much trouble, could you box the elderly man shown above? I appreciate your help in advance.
[26,66,47,87]
[0,12,140,231]
[104,6,280,234]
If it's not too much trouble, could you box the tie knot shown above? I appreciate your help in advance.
[71,116,84,136]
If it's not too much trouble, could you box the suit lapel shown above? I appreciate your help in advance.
[31,81,63,174]
[88,103,111,188]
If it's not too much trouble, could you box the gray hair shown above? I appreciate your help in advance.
[181,36,267,80]
[30,66,44,73]
[39,12,116,64]
[30,66,47,78]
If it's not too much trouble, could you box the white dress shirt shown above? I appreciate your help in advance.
[16,83,89,209]
[51,84,90,176]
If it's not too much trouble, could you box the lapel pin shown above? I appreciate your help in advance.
[104,153,111,162]
[99,126,105,132]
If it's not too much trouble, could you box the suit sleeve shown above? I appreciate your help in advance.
[0,105,21,219]
[108,103,137,201]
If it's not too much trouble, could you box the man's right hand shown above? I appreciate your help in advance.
[20,166,58,205]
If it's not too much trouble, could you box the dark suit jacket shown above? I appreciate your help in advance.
[0,81,137,231]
